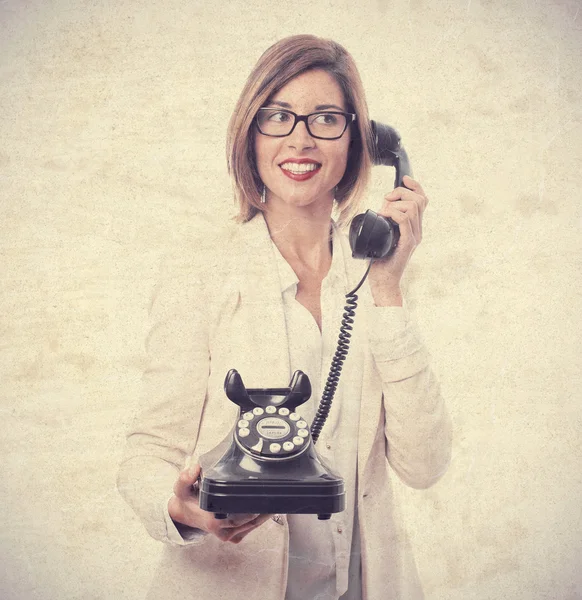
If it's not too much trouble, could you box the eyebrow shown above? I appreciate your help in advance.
[266,100,346,112]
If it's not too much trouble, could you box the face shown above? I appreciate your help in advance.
[254,69,351,214]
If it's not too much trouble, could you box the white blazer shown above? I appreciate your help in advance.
[117,214,452,600]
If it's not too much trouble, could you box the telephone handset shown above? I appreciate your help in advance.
[197,121,412,520]
[350,121,413,259]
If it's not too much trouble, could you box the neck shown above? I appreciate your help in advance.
[262,199,333,270]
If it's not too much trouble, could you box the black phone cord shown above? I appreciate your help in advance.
[311,258,375,444]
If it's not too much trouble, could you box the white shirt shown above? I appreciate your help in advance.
[271,224,362,600]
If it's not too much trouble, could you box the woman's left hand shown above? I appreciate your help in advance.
[368,175,429,306]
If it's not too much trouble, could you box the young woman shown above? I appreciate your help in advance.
[118,35,452,600]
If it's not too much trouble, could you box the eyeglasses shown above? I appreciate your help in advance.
[255,108,356,140]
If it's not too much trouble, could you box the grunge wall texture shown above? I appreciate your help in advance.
[1,1,580,598]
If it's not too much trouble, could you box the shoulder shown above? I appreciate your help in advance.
[153,215,271,301]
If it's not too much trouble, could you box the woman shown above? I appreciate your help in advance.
[117,35,452,600]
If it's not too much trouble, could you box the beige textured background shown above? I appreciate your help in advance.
[1,0,580,598]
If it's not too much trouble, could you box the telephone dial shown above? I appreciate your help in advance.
[198,121,413,520]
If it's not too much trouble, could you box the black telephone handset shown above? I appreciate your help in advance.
[349,121,413,259]
[197,122,412,520]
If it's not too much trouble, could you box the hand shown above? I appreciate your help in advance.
[368,175,429,306]
[168,462,273,544]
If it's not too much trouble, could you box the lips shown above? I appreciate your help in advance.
[279,159,322,181]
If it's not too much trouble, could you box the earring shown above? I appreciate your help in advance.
[260,185,267,204]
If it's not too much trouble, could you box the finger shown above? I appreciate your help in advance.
[228,514,273,544]
[173,465,200,499]
[379,200,422,239]
[402,175,427,199]
[233,513,272,533]
[403,176,429,209]
[215,513,272,543]
[212,516,262,542]
[220,513,261,529]
[379,199,419,215]
[378,206,417,249]
[384,187,428,212]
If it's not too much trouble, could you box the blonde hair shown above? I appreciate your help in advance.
[226,35,374,224]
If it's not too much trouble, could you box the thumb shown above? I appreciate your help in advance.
[173,463,201,499]
[188,461,201,480]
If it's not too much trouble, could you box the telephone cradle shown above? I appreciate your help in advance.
[198,369,345,521]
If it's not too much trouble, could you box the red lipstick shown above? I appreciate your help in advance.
[279,159,322,182]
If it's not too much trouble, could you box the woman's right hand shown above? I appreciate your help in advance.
[168,462,273,544]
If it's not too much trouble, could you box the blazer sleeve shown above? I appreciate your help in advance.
[365,303,453,489]
[117,254,212,544]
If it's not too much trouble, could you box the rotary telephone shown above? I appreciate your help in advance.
[198,121,412,520]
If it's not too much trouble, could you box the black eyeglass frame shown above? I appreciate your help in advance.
[255,108,357,140]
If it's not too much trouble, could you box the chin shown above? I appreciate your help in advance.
[275,189,334,211]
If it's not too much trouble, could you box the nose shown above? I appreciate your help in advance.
[287,119,315,150]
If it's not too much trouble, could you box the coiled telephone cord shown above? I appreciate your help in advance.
[311,258,375,444]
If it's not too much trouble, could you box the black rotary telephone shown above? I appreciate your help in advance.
[198,121,412,520]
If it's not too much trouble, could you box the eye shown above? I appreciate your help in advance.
[264,110,292,123]
[312,113,340,126]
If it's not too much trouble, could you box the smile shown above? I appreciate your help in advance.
[279,161,322,181]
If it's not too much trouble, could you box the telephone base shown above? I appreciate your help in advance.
[212,512,331,520]
[200,474,345,517]
[199,438,345,517]
[199,369,345,518]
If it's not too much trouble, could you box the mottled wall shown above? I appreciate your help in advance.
[0,0,580,598]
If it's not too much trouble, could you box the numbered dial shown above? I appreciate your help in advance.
[235,408,310,458]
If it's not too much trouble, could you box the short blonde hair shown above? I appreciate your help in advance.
[226,35,374,224]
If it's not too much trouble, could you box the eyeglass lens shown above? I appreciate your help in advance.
[257,109,348,139]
